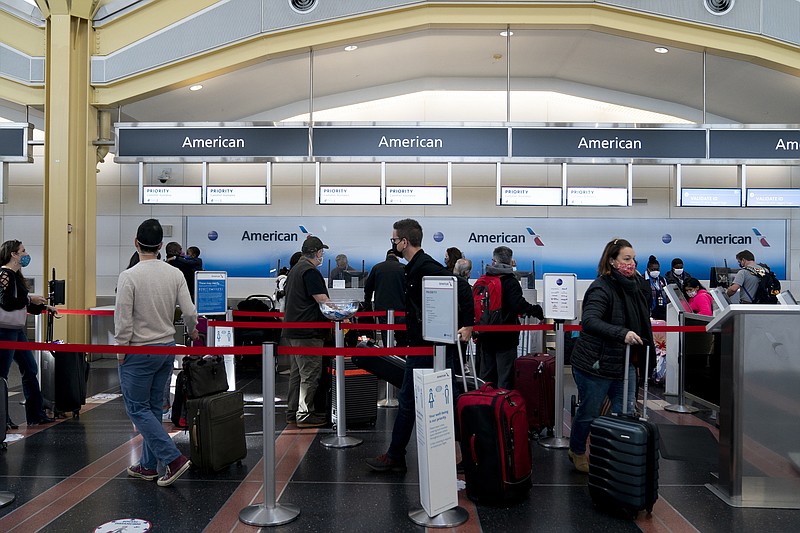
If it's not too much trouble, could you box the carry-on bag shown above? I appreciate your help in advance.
[513,353,555,435]
[457,382,532,505]
[330,357,378,427]
[182,355,228,399]
[589,346,659,517]
[186,391,247,472]
[42,300,90,418]
[351,353,405,389]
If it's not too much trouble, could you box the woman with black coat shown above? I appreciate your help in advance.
[567,238,655,473]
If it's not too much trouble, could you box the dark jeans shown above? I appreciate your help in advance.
[387,346,459,462]
[569,366,626,455]
[0,327,48,424]
[478,343,517,390]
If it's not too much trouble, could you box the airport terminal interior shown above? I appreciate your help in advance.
[2,0,800,531]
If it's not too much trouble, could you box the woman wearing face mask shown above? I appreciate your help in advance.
[683,277,713,316]
[444,247,463,273]
[567,238,655,474]
[641,255,668,320]
[0,240,58,427]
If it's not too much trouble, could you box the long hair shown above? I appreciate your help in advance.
[445,247,463,271]
[597,238,633,276]
[0,240,26,284]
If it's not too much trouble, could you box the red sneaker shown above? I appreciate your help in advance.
[157,455,191,486]
[127,464,159,481]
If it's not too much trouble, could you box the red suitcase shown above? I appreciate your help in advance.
[513,353,555,435]
[457,383,532,505]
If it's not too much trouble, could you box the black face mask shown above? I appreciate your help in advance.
[391,241,403,257]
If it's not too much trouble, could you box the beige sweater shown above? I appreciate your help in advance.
[114,259,198,346]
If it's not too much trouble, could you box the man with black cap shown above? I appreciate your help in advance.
[283,235,331,428]
[115,218,199,487]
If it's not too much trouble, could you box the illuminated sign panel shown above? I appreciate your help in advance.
[746,188,800,207]
[206,186,267,204]
[385,186,448,205]
[142,186,202,204]
[319,186,381,205]
[681,188,741,207]
[566,187,627,206]
[500,187,562,206]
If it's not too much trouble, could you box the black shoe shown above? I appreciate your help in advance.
[29,416,55,426]
[365,454,407,473]
[296,415,327,428]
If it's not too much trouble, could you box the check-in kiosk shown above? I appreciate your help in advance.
[706,304,800,508]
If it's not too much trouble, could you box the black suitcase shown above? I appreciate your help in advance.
[351,354,405,389]
[330,358,377,427]
[41,350,89,418]
[171,371,188,428]
[0,378,7,449]
[589,346,659,517]
[186,391,247,472]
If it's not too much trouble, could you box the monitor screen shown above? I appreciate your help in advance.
[709,266,738,289]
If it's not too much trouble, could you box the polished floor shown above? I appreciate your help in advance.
[1,358,799,533]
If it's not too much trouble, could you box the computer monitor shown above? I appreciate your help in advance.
[344,270,368,288]
[513,271,535,289]
[709,266,738,288]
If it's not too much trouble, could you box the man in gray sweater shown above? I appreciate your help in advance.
[115,219,199,487]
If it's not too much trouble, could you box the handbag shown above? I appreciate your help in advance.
[0,277,27,329]
[182,355,228,398]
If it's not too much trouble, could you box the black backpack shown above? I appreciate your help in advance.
[743,264,780,304]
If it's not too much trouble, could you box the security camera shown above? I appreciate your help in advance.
[158,168,171,184]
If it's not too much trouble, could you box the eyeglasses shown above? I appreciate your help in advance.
[389,237,403,245]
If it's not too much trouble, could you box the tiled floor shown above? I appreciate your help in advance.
[1,359,799,532]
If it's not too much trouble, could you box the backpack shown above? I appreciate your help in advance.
[743,264,780,304]
[472,275,503,330]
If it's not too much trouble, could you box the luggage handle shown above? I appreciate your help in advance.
[621,344,650,420]
[470,434,478,464]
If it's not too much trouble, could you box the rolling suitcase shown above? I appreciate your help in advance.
[351,354,405,389]
[0,378,7,449]
[186,391,247,472]
[42,308,90,418]
[330,358,378,427]
[589,346,659,517]
[457,383,532,505]
[513,353,555,435]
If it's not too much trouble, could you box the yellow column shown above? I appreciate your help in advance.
[42,7,97,343]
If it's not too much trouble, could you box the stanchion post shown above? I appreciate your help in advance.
[377,309,399,408]
[321,322,363,448]
[539,320,570,449]
[665,322,699,414]
[239,342,300,527]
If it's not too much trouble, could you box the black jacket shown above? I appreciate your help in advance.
[480,266,542,350]
[571,274,654,380]
[363,257,406,313]
[404,250,474,346]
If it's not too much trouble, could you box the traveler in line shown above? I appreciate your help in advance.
[186,246,203,269]
[476,246,544,390]
[363,249,406,347]
[453,258,472,280]
[165,242,203,302]
[284,236,331,428]
[366,219,473,473]
[568,238,654,474]
[726,250,760,303]
[0,240,58,427]
[664,257,691,290]
[684,277,713,316]
[116,219,198,487]
[444,247,463,273]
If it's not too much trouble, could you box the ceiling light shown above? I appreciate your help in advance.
[654,47,669,54]
[189,84,203,91]
[344,45,358,52]
[500,31,513,37]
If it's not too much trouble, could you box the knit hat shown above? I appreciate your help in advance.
[136,218,163,247]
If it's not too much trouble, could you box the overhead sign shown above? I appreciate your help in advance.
[0,123,33,162]
[566,187,627,206]
[319,186,381,205]
[206,186,267,204]
[115,124,308,162]
[709,129,800,159]
[513,128,706,159]
[385,186,448,205]
[142,186,202,204]
[681,188,741,207]
[313,127,508,158]
[500,187,562,206]
[746,188,800,208]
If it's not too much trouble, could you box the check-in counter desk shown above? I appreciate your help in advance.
[706,304,800,508]
[682,312,719,410]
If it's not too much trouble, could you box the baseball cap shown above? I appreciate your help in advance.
[136,218,163,247]
[302,236,329,254]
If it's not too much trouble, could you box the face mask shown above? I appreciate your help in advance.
[19,254,31,268]
[615,261,636,277]
[649,270,660,279]
[686,290,697,298]
[391,240,403,257]
[673,268,683,276]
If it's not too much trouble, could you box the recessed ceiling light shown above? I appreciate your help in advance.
[500,31,513,37]
[654,47,669,54]
[344,45,358,52]
[189,84,203,91]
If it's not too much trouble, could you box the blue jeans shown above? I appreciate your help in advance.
[119,346,181,471]
[569,366,626,455]
[388,346,459,462]
[0,327,47,424]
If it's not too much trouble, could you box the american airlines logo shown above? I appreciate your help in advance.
[752,228,770,247]
[694,227,770,247]
[526,228,545,246]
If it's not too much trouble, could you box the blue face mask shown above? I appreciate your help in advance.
[19,254,31,268]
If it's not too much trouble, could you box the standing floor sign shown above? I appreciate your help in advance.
[422,276,458,344]
[414,368,458,517]
[543,273,577,321]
